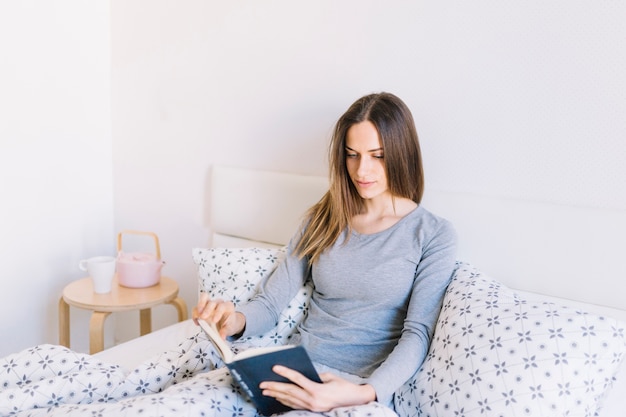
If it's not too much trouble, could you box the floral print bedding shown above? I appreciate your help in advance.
[2,249,624,417]
[0,333,395,417]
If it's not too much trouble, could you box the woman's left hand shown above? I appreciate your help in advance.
[258,365,377,412]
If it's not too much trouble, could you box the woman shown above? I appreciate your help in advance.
[194,92,457,413]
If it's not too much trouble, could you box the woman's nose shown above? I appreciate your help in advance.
[357,157,371,176]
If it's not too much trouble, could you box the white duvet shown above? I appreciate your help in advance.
[0,332,396,417]
[0,331,237,416]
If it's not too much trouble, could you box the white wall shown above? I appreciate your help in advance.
[0,2,113,357]
[2,1,625,357]
[110,0,626,339]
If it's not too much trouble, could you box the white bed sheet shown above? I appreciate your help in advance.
[93,319,199,372]
[93,291,626,417]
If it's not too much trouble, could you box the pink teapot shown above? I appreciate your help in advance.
[116,230,164,288]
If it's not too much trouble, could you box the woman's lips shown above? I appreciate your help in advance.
[356,180,375,188]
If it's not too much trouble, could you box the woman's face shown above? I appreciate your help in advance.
[345,121,389,201]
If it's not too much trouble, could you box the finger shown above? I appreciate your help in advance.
[213,301,233,324]
[194,293,210,318]
[192,307,201,325]
[213,304,235,338]
[271,365,319,390]
[260,382,310,410]
[197,292,209,308]
[193,295,208,324]
[198,299,222,321]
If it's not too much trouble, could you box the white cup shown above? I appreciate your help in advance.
[79,256,116,294]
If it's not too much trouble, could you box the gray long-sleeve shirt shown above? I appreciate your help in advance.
[238,205,457,404]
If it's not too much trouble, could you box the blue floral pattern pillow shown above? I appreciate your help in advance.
[395,262,626,417]
[192,247,313,350]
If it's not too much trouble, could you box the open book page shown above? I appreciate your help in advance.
[197,319,234,363]
[198,319,295,363]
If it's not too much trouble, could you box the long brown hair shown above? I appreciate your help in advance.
[294,92,424,264]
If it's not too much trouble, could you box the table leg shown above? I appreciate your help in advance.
[168,297,189,321]
[58,297,70,348]
[140,308,151,336]
[89,311,111,354]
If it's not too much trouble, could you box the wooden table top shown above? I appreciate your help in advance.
[62,275,180,312]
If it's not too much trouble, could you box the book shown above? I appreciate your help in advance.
[198,319,322,416]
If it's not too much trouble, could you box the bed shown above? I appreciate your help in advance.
[2,164,625,417]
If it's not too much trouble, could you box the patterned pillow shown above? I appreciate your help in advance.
[395,262,626,417]
[191,247,313,350]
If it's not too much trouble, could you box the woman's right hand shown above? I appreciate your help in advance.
[192,293,246,339]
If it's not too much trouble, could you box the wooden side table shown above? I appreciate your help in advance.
[59,275,188,354]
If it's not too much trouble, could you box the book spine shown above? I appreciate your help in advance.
[228,365,256,400]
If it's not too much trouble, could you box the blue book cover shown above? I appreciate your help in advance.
[199,320,322,415]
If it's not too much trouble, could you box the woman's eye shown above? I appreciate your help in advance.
[373,154,384,159]
[346,153,358,159]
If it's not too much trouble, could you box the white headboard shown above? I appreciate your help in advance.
[422,191,626,309]
[209,165,626,322]
[210,165,328,248]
